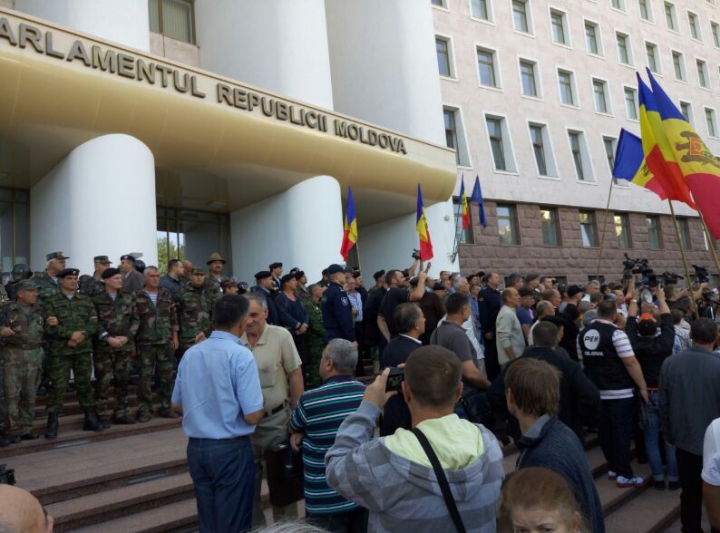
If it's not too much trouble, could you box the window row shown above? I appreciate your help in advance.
[149,0,195,44]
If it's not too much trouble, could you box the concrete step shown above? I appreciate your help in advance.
[34,384,141,408]
[596,459,652,515]
[71,499,198,533]
[604,485,680,533]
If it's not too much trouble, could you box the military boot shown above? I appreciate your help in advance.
[83,407,102,432]
[45,413,59,439]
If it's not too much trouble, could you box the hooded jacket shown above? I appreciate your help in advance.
[326,401,504,533]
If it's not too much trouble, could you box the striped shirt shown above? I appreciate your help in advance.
[289,375,365,515]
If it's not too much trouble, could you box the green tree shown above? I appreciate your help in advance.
[156,236,185,274]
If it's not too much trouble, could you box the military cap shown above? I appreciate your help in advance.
[326,264,347,275]
[269,262,283,270]
[15,280,38,292]
[46,251,69,261]
[289,267,300,274]
[120,254,136,263]
[206,252,226,265]
[57,268,79,278]
[255,270,272,280]
[321,268,329,276]
[101,267,122,280]
[93,255,112,264]
[294,270,305,280]
[192,267,206,275]
[280,273,297,285]
[373,270,386,280]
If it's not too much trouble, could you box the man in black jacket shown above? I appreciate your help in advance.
[488,321,600,442]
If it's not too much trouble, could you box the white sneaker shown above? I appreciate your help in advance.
[616,475,644,488]
[607,470,617,480]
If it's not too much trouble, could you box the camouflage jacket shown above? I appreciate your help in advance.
[174,284,218,342]
[33,271,60,308]
[306,298,326,339]
[79,274,105,298]
[135,288,178,345]
[92,291,139,351]
[1,302,44,347]
[43,292,99,355]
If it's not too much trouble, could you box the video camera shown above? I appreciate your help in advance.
[622,254,652,283]
[0,464,16,486]
[411,249,421,260]
[693,265,710,286]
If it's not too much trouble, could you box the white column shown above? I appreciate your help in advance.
[15,0,150,52]
[30,135,157,273]
[230,176,343,284]
[194,0,333,108]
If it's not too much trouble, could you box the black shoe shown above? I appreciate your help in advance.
[669,481,680,491]
[654,480,666,491]
[82,407,102,432]
[35,386,47,397]
[45,413,59,439]
[20,433,39,441]
[8,435,20,444]
[137,411,151,423]
[98,418,111,430]
[113,415,136,425]
[0,435,9,447]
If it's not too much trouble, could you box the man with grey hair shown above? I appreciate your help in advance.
[290,339,367,532]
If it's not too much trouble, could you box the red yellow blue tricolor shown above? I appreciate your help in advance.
[340,186,357,261]
[459,179,470,230]
[416,184,434,261]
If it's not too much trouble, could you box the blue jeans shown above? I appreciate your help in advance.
[187,436,255,533]
[599,396,636,478]
[644,391,678,482]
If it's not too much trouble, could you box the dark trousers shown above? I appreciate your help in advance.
[484,338,500,381]
[676,448,720,533]
[187,436,255,533]
[598,397,636,478]
[307,507,369,533]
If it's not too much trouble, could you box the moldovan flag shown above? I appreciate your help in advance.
[613,129,660,194]
[471,176,488,229]
[416,184,434,261]
[459,179,471,230]
[647,69,720,238]
[637,74,695,208]
[340,186,358,261]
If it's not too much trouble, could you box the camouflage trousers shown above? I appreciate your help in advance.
[46,351,94,414]
[305,334,324,389]
[93,348,132,419]
[137,344,174,417]
[2,347,42,436]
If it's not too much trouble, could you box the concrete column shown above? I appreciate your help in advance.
[230,176,343,283]
[30,134,157,272]
[15,0,150,51]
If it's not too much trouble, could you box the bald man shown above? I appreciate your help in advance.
[0,484,54,533]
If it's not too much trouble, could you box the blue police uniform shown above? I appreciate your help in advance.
[477,286,503,379]
[321,281,355,343]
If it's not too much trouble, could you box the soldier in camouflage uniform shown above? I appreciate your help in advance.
[304,283,326,389]
[79,255,113,297]
[0,280,43,442]
[92,268,139,426]
[174,268,218,362]
[0,274,13,446]
[43,268,101,439]
[134,266,179,422]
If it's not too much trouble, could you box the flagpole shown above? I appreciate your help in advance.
[595,177,616,279]
[667,200,698,315]
[698,211,720,276]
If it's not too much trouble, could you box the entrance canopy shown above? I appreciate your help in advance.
[0,8,456,225]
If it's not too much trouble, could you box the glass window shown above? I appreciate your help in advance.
[497,205,519,245]
[665,2,676,30]
[706,108,718,137]
[615,214,631,248]
[646,43,659,73]
[477,48,497,87]
[471,0,490,20]
[611,0,624,9]
[593,79,609,113]
[603,136,617,174]
[512,0,530,33]
[713,22,720,48]
[698,60,709,88]
[625,87,638,119]
[558,70,575,105]
[580,211,597,247]
[689,12,701,40]
[520,60,538,97]
[530,124,548,176]
[444,109,459,164]
[453,198,473,244]
[436,38,452,77]
[680,101,693,123]
[431,0,445,5]
[149,0,195,43]
[617,33,631,64]
[487,117,507,171]
[676,218,691,250]
[540,208,561,246]
[585,22,600,55]
[673,51,685,80]
[569,131,587,181]
[647,216,662,249]
[551,10,567,44]
[639,0,651,20]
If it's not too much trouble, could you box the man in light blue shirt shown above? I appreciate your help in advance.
[172,295,264,533]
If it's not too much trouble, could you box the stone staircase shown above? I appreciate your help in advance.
[0,379,687,532]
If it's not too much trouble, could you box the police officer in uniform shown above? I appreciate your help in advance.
[477,272,503,380]
[252,271,279,325]
[321,264,355,344]
[269,262,283,292]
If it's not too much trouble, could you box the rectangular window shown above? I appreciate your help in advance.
[647,216,662,249]
[676,218,691,250]
[625,87,638,119]
[646,42,659,73]
[512,0,531,33]
[148,0,195,43]
[638,0,651,20]
[706,108,718,137]
[698,60,710,88]
[689,12,701,40]
[453,198,473,244]
[680,101,693,124]
[497,204,519,245]
[520,60,538,97]
[673,51,686,81]
[665,2,677,30]
[580,211,598,247]
[471,0,491,20]
[540,208,561,246]
[585,21,601,55]
[431,0,446,6]
[558,69,576,105]
[615,214,631,248]
[444,109,459,165]
[568,131,593,182]
[551,10,568,45]
[477,47,498,87]
[436,37,453,77]
[603,136,617,174]
[611,0,625,10]
[593,79,610,114]
[616,32,631,64]
[487,117,507,171]
[713,22,720,48]
[530,124,549,176]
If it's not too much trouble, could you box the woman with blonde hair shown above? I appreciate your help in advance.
[499,467,590,533]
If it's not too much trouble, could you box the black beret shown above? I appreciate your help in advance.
[58,268,79,278]
[294,270,305,280]
[120,254,136,263]
[373,270,386,280]
[255,270,272,280]
[269,262,283,270]
[281,273,296,285]
[289,267,300,274]
[326,264,347,275]
[321,268,329,276]
[101,267,122,280]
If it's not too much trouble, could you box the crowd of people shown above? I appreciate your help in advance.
[4,251,720,533]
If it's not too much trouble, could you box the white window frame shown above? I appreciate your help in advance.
[615,31,633,66]
[444,104,473,168]
[566,128,597,183]
[712,20,720,49]
[623,85,639,121]
[583,18,604,57]
[592,77,613,116]
[645,41,661,74]
[469,0,494,23]
[511,0,535,36]
[706,107,719,139]
[527,120,559,178]
[484,112,519,174]
[610,0,626,13]
[679,100,694,125]
[602,135,623,183]
[664,2,678,32]
[697,58,711,89]
[435,34,457,80]
[475,43,502,90]
[672,50,686,82]
[431,0,448,8]
[518,56,542,99]
[548,6,571,47]
[687,10,702,41]
[638,0,653,22]
[557,67,579,108]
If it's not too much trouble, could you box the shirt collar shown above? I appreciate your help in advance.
[211,330,244,345]
[399,334,422,344]
[323,374,355,385]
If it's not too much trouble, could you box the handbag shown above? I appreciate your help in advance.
[264,441,304,507]
[412,427,467,533]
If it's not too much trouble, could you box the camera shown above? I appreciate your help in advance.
[411,249,421,260]
[660,272,683,286]
[622,254,653,284]
[385,367,405,392]
[693,265,710,289]
[0,464,16,486]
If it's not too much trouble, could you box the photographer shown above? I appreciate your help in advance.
[625,286,678,490]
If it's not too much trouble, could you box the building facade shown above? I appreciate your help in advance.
[433,0,720,284]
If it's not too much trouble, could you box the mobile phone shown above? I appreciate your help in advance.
[385,367,405,392]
